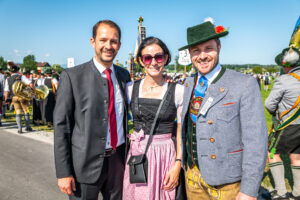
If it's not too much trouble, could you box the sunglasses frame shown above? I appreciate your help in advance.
[141,53,165,65]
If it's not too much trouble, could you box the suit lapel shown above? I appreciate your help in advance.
[88,59,107,86]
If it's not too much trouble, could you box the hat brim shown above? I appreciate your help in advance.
[275,47,300,67]
[179,31,228,51]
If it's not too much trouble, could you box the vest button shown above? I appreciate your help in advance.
[209,137,215,143]
[208,120,213,125]
[211,154,216,159]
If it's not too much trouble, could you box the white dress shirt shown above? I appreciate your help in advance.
[37,77,58,86]
[126,80,184,122]
[93,57,125,149]
[197,63,222,87]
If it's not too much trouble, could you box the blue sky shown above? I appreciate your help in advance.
[0,0,299,66]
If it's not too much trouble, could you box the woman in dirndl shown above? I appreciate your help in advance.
[123,37,184,200]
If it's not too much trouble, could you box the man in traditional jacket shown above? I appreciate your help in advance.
[4,61,34,133]
[265,47,300,200]
[54,20,131,200]
[179,19,268,200]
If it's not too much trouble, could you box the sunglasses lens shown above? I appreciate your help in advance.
[155,54,164,63]
[143,55,152,64]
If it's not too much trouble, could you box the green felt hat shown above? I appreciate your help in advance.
[179,21,228,51]
[275,47,300,67]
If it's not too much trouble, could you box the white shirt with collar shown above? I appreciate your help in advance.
[196,63,222,87]
[37,77,58,86]
[93,57,125,149]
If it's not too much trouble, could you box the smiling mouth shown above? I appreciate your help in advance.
[199,61,210,66]
[102,50,114,55]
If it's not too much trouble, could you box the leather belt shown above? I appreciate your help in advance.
[104,148,117,157]
[104,143,125,157]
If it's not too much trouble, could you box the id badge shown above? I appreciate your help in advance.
[199,97,213,116]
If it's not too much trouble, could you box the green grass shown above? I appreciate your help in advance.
[260,80,293,191]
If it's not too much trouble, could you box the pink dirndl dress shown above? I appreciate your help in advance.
[123,129,176,200]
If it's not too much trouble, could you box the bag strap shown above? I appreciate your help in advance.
[279,72,300,119]
[142,83,172,157]
[51,79,56,94]
[289,72,300,81]
[279,95,300,119]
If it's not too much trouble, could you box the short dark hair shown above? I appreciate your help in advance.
[136,36,171,67]
[92,20,121,42]
[214,38,221,47]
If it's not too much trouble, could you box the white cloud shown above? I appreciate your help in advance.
[13,49,20,54]
[45,53,50,57]
[27,49,32,54]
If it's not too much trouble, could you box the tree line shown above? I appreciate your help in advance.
[0,55,64,73]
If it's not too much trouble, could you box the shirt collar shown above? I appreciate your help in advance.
[197,64,222,84]
[93,57,114,74]
[289,66,300,73]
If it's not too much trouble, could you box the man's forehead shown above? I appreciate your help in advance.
[190,39,218,49]
[97,24,119,36]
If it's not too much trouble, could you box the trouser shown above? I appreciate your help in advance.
[185,165,240,200]
[12,96,29,111]
[69,144,125,200]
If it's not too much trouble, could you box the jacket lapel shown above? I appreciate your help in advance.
[182,77,196,122]
[197,77,228,117]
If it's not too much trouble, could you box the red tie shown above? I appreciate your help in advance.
[104,68,118,150]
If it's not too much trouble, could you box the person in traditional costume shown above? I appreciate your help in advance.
[265,47,300,200]
[4,61,34,133]
[38,68,58,127]
[123,36,184,200]
[179,18,267,200]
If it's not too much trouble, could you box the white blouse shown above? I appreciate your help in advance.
[126,79,184,123]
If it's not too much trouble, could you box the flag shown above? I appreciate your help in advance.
[289,16,300,49]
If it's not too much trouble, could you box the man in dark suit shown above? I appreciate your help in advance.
[54,20,131,200]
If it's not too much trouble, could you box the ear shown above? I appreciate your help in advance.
[90,37,95,48]
[117,42,121,51]
[217,44,221,53]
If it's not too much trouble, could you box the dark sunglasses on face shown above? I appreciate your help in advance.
[142,53,165,65]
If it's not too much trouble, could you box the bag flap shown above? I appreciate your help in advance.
[127,155,145,165]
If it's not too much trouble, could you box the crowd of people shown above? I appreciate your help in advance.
[0,63,60,132]
[0,18,299,200]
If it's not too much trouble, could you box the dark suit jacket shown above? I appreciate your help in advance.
[54,59,131,184]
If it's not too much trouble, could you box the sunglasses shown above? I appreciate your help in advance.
[142,53,165,65]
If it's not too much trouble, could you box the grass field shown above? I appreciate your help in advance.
[2,77,293,191]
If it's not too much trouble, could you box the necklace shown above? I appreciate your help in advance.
[149,84,162,92]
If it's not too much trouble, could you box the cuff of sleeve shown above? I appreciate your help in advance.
[240,177,260,197]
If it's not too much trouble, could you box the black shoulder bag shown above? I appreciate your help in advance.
[127,84,171,184]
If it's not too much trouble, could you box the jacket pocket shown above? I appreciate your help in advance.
[227,151,243,179]
[217,103,239,122]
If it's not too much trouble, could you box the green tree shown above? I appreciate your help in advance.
[252,66,263,74]
[51,64,64,73]
[22,55,36,72]
[267,67,279,73]
[0,56,6,70]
